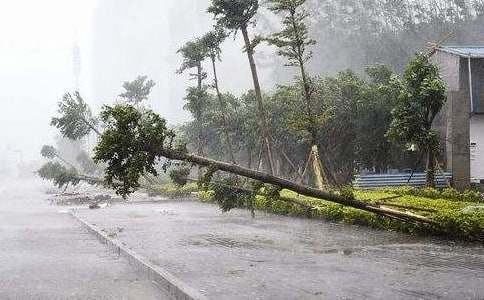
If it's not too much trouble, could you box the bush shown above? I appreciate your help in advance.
[382,186,484,203]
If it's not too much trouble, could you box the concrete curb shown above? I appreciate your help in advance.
[69,211,209,300]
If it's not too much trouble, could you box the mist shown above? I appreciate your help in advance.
[2,0,484,175]
[0,0,279,174]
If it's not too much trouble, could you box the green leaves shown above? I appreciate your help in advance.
[119,75,155,105]
[40,145,57,159]
[37,162,80,189]
[208,0,259,31]
[199,27,227,62]
[387,53,446,152]
[51,92,99,140]
[169,167,191,187]
[266,0,315,67]
[177,39,208,76]
[93,105,175,198]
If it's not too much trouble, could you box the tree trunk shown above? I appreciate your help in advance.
[310,145,326,189]
[240,24,276,175]
[196,63,204,157]
[159,148,437,225]
[289,8,329,188]
[210,56,236,164]
[81,116,101,136]
[56,155,78,170]
[426,148,436,188]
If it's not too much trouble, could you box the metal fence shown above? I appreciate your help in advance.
[353,172,452,189]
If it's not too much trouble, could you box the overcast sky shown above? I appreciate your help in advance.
[0,0,97,164]
[0,0,276,169]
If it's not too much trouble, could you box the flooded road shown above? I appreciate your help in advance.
[75,200,484,300]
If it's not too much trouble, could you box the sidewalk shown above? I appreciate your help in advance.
[0,179,168,299]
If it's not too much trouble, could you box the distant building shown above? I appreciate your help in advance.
[72,40,81,91]
[432,46,484,189]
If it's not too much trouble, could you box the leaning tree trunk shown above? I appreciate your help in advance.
[240,24,276,175]
[210,56,236,164]
[159,148,436,225]
[196,62,205,157]
[289,9,330,188]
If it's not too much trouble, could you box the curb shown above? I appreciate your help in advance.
[69,211,209,300]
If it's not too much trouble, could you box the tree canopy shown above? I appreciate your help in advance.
[51,92,100,139]
[119,75,156,105]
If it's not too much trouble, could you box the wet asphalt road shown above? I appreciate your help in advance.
[0,178,168,299]
[76,200,484,300]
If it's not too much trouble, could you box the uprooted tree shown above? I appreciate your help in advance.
[92,103,436,225]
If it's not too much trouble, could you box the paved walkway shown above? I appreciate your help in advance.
[0,178,168,299]
[76,200,484,300]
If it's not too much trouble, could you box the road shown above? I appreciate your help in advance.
[0,177,168,299]
[76,200,484,300]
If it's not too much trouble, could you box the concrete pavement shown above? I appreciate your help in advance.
[0,178,168,299]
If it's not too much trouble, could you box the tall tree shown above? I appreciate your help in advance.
[119,75,155,106]
[199,28,237,163]
[266,0,330,188]
[387,53,446,187]
[208,0,276,175]
[177,39,209,157]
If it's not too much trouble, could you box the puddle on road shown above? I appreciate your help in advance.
[180,234,264,250]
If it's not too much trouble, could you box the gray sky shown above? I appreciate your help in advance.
[0,0,96,163]
[0,0,275,165]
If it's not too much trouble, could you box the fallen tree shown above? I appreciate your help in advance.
[37,161,104,189]
[93,104,437,226]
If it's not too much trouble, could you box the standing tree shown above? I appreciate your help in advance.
[119,75,156,106]
[177,39,210,157]
[51,92,100,139]
[387,53,446,187]
[266,0,329,188]
[199,28,237,164]
[208,0,276,175]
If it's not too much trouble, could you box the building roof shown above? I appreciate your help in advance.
[437,46,484,58]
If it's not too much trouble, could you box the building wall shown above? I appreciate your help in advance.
[432,51,471,190]
[471,114,484,182]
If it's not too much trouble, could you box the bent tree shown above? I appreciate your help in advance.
[267,0,330,188]
[387,53,446,187]
[199,28,237,163]
[208,0,276,175]
[51,92,100,138]
[177,39,210,157]
[93,104,436,225]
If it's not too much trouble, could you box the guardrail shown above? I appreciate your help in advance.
[354,172,452,189]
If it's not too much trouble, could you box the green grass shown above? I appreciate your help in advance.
[149,184,484,242]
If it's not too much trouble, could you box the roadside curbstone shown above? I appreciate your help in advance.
[69,210,209,300]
